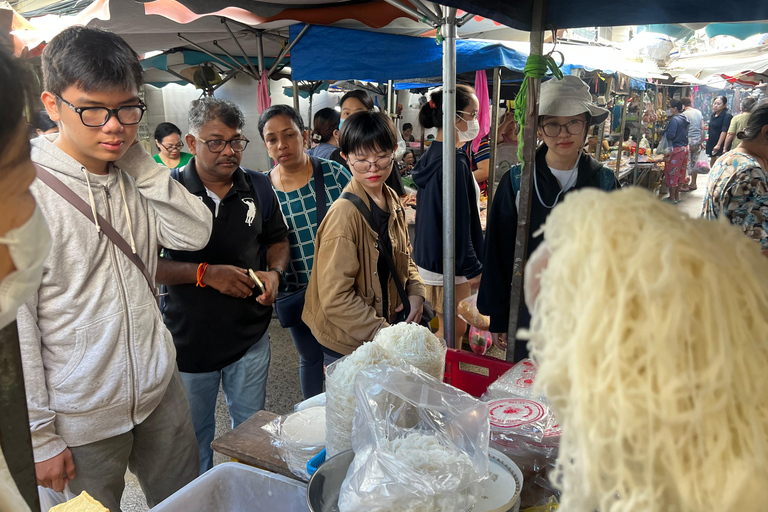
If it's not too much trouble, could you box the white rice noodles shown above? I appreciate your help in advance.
[521,187,768,512]
[373,323,447,379]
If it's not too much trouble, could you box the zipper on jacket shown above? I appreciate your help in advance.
[101,185,138,425]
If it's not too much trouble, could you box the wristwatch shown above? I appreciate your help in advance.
[269,267,287,289]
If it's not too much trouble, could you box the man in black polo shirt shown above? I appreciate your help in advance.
[156,98,289,473]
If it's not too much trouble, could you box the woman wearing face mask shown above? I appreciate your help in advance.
[0,47,52,512]
[153,122,193,169]
[477,75,619,361]
[302,111,425,357]
[339,90,406,197]
[411,84,485,343]
[306,108,348,170]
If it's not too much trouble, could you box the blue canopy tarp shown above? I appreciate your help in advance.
[289,24,527,82]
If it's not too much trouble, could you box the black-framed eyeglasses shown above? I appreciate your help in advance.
[193,136,249,153]
[541,119,586,137]
[457,110,479,121]
[159,141,184,152]
[56,95,146,127]
[348,153,394,173]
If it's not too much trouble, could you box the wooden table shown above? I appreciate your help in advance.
[211,410,306,482]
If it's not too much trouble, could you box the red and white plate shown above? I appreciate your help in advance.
[489,398,547,429]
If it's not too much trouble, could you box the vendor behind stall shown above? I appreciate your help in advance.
[478,75,618,361]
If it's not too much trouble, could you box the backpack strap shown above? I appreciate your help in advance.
[309,157,327,224]
[340,192,411,317]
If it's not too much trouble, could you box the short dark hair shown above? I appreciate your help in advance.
[0,48,27,154]
[257,104,305,140]
[42,26,143,97]
[418,84,476,129]
[737,100,768,141]
[189,98,245,136]
[339,89,374,111]
[403,123,413,131]
[681,97,692,108]
[670,99,684,112]
[311,108,339,144]
[742,96,757,113]
[339,111,397,156]
[154,122,182,142]
[36,110,57,132]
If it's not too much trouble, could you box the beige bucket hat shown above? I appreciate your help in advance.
[539,75,610,125]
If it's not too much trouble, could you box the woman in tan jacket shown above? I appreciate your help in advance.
[302,111,426,359]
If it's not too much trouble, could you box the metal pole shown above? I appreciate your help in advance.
[212,41,258,79]
[442,8,458,349]
[257,32,265,76]
[292,81,300,112]
[177,34,244,75]
[221,20,260,79]
[616,91,629,179]
[387,79,395,117]
[408,0,442,25]
[505,0,547,362]
[488,67,502,206]
[267,24,310,79]
[382,0,434,25]
[0,322,41,512]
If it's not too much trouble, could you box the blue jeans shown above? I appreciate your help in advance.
[180,332,271,473]
[288,321,325,399]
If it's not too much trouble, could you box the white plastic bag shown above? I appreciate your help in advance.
[262,406,326,480]
[484,359,539,400]
[38,485,77,512]
[338,363,490,512]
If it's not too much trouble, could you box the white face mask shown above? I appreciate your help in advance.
[457,118,480,143]
[0,206,52,329]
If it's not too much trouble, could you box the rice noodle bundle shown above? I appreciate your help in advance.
[373,323,447,379]
[521,187,768,512]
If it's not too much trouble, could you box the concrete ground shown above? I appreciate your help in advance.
[121,318,303,512]
[121,182,707,511]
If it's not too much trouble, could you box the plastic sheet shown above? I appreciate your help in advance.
[483,359,539,400]
[38,486,77,512]
[338,363,490,512]
[262,407,326,480]
[457,294,490,331]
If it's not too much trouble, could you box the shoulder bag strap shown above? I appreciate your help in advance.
[340,192,410,315]
[310,157,327,224]
[34,164,157,296]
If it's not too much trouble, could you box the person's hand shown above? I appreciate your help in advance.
[468,274,482,290]
[491,332,507,351]
[255,270,280,306]
[396,295,425,323]
[36,448,76,492]
[713,145,721,153]
[203,265,254,298]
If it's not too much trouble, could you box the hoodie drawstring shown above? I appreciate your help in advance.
[115,167,138,255]
[81,168,102,236]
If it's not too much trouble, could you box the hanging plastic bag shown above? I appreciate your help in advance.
[262,406,326,480]
[338,363,490,512]
[38,485,77,512]
[656,134,671,156]
[694,150,710,174]
[458,294,490,331]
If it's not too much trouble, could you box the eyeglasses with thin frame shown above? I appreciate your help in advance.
[159,141,184,152]
[540,119,586,138]
[193,136,249,153]
[348,153,394,173]
[56,94,146,127]
[457,110,479,121]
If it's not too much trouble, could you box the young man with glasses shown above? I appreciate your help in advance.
[155,98,290,473]
[478,75,619,361]
[21,27,213,510]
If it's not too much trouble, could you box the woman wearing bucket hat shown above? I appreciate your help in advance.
[478,75,619,361]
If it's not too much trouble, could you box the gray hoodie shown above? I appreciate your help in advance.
[18,136,213,462]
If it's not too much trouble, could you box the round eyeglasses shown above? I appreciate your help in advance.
[540,119,586,138]
[348,153,394,173]
[56,95,146,127]
[159,141,184,152]
[193,136,249,153]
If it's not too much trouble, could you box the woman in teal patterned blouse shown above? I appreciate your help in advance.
[259,105,352,398]
[703,101,768,257]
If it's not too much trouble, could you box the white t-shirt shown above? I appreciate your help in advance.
[549,167,578,192]
[417,266,469,286]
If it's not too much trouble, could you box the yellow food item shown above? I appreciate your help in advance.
[523,187,768,512]
[50,491,108,512]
